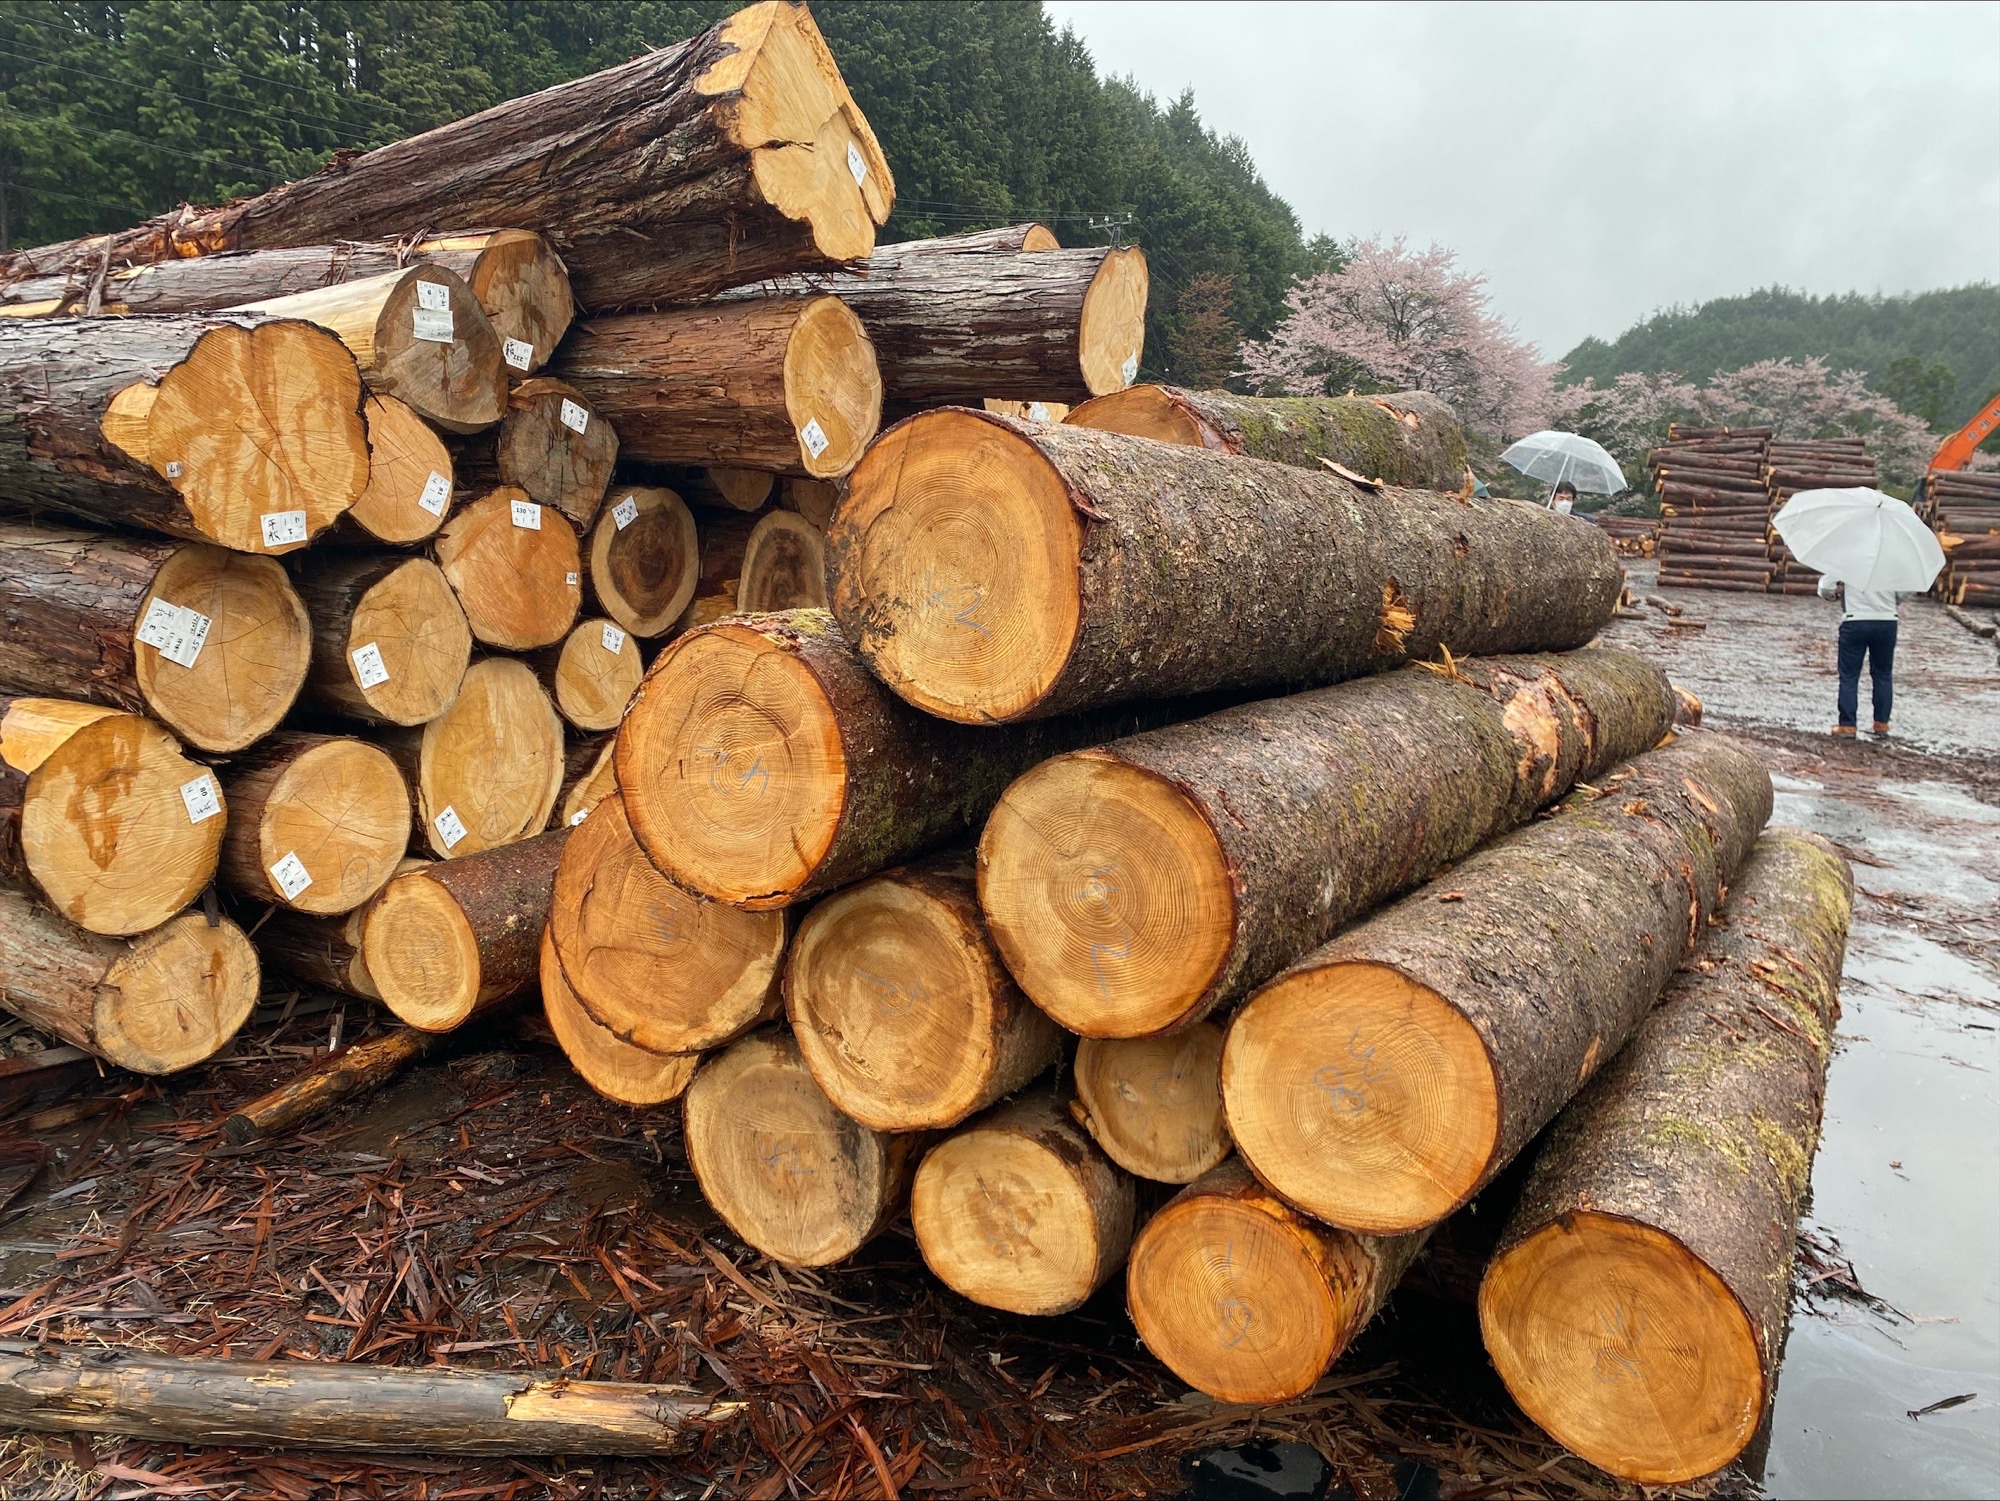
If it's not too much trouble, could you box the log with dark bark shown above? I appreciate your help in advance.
[347,395,455,545]
[494,378,619,530]
[1480,829,1852,1485]
[255,857,429,1000]
[361,826,568,1031]
[1126,1158,1425,1404]
[218,732,411,915]
[737,509,827,612]
[683,1030,918,1267]
[979,650,1673,1036]
[0,2,893,312]
[293,553,473,727]
[911,1091,1134,1315]
[0,315,368,553]
[586,487,701,640]
[528,618,644,734]
[1065,386,1468,490]
[784,851,1062,1132]
[828,410,1622,723]
[224,1027,443,1144]
[433,488,583,651]
[541,931,700,1108]
[552,296,881,479]
[1221,731,1773,1236]
[0,523,310,752]
[1072,1026,1230,1184]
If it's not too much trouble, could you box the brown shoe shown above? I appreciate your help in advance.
[1832,725,1857,738]
[1873,722,1891,737]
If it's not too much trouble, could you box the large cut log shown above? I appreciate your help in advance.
[1479,829,1852,1485]
[1221,731,1773,1236]
[781,476,840,527]
[683,1030,918,1267]
[0,1341,741,1455]
[225,1027,442,1144]
[587,487,701,640]
[218,733,411,916]
[494,378,619,530]
[541,931,701,1108]
[548,793,785,1055]
[294,554,473,727]
[348,395,455,545]
[0,523,310,752]
[911,1092,1135,1315]
[1072,1026,1230,1184]
[737,509,828,612]
[1126,1158,1424,1404]
[0,2,893,311]
[256,857,428,999]
[361,827,567,1031]
[784,852,1063,1131]
[1066,386,1468,490]
[980,650,1674,1036]
[616,610,1162,908]
[828,410,1622,722]
[0,878,258,1074]
[895,223,1060,255]
[1,695,225,936]
[529,619,644,734]
[433,488,583,651]
[0,315,368,553]
[552,297,881,479]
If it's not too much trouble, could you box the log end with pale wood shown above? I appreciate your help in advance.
[539,618,644,733]
[420,229,575,375]
[557,737,619,831]
[738,509,828,613]
[220,734,411,916]
[496,378,618,530]
[541,930,700,1108]
[434,488,583,651]
[400,657,565,859]
[350,394,455,545]
[298,554,473,727]
[588,487,701,639]
[1073,1027,1231,1183]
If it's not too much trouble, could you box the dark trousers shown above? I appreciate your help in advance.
[1837,619,1896,727]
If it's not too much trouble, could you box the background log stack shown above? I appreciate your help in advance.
[1925,468,2000,606]
[1649,424,1777,592]
[1763,435,1876,593]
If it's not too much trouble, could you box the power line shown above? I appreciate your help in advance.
[0,102,286,183]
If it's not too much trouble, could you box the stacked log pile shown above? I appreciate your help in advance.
[1926,468,2000,606]
[1649,424,1777,591]
[1763,436,1875,592]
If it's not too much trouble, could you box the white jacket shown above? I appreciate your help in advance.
[1816,575,1899,622]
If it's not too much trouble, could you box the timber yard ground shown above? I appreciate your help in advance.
[0,573,1993,1501]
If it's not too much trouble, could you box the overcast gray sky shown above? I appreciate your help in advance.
[1044,1,2000,360]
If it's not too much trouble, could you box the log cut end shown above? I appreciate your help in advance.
[550,619,644,733]
[1065,384,1218,448]
[703,468,777,512]
[351,394,454,544]
[738,509,827,613]
[558,738,619,830]
[96,911,261,1074]
[243,738,410,915]
[782,297,882,477]
[0,698,118,772]
[1020,224,1061,252]
[1479,1210,1763,1484]
[1076,247,1148,395]
[420,229,575,375]
[416,658,565,858]
[1074,1027,1231,1183]
[830,408,1082,722]
[135,545,311,752]
[435,489,583,651]
[541,930,699,1107]
[497,378,618,530]
[589,487,700,639]
[979,749,1233,1036]
[1223,960,1499,1234]
[340,557,473,727]
[361,869,483,1031]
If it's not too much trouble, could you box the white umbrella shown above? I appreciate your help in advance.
[1499,431,1627,495]
[1773,487,1943,594]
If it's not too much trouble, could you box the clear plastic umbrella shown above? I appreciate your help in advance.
[1499,431,1627,495]
[1772,487,1944,594]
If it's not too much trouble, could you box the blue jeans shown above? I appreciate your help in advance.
[1837,619,1896,727]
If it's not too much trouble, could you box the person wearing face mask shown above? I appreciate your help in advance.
[1549,480,1577,514]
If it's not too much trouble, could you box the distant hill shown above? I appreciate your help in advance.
[1560,285,2000,430]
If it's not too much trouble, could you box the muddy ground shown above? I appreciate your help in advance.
[0,570,1993,1500]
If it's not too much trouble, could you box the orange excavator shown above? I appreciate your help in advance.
[1919,389,2000,607]
[1921,389,2000,485]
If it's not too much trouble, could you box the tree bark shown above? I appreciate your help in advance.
[293,553,473,726]
[1477,828,1851,1485]
[0,523,310,752]
[0,315,368,553]
[911,1091,1135,1315]
[433,488,583,651]
[829,410,1623,723]
[980,649,1674,1037]
[586,487,702,640]
[224,1027,443,1145]
[541,931,700,1108]
[738,509,828,612]
[683,1029,919,1267]
[361,826,567,1031]
[495,378,619,531]
[346,394,455,545]
[256,857,429,1000]
[1221,731,1773,1237]
[1066,386,1469,490]
[527,618,644,734]
[218,732,412,916]
[785,851,1063,1132]
[1072,1026,1230,1184]
[552,296,881,479]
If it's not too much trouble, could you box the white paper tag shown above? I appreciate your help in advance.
[180,775,221,824]
[847,140,868,186]
[415,279,452,312]
[502,337,535,371]
[799,418,829,459]
[612,495,639,530]
[164,461,184,479]
[559,399,590,435]
[600,623,627,655]
[351,641,391,689]
[1121,353,1139,384]
[269,851,313,901]
[260,511,307,548]
[565,571,579,586]
[433,805,468,850]
[412,306,455,343]
[569,808,589,827]
[136,599,211,668]
[418,471,451,516]
[1028,402,1050,422]
[511,499,542,530]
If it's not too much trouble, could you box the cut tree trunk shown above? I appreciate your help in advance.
[557,736,618,830]
[552,296,881,479]
[224,1027,442,1144]
[979,649,1674,1037]
[668,466,775,513]
[0,3,893,311]
[541,931,700,1108]
[1072,1026,1230,1184]
[218,732,411,916]
[910,1091,1135,1316]
[0,314,367,553]
[784,851,1063,1132]
[737,509,828,612]
[361,827,568,1031]
[1479,828,1852,1486]
[1221,731,1773,1237]
[293,554,473,726]
[587,487,701,640]
[347,395,454,545]
[495,378,618,530]
[256,857,429,1000]
[682,1030,918,1268]
[547,793,786,1055]
[0,523,310,752]
[1066,386,1468,490]
[0,876,258,1074]
[889,223,1060,255]
[829,410,1623,723]
[780,476,840,527]
[529,619,643,734]
[1125,1158,1424,1404]
[434,488,583,651]
[675,512,758,633]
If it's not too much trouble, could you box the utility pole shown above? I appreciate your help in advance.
[1088,213,1134,246]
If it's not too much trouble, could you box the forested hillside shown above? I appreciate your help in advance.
[1561,284,2000,429]
[0,0,1320,380]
